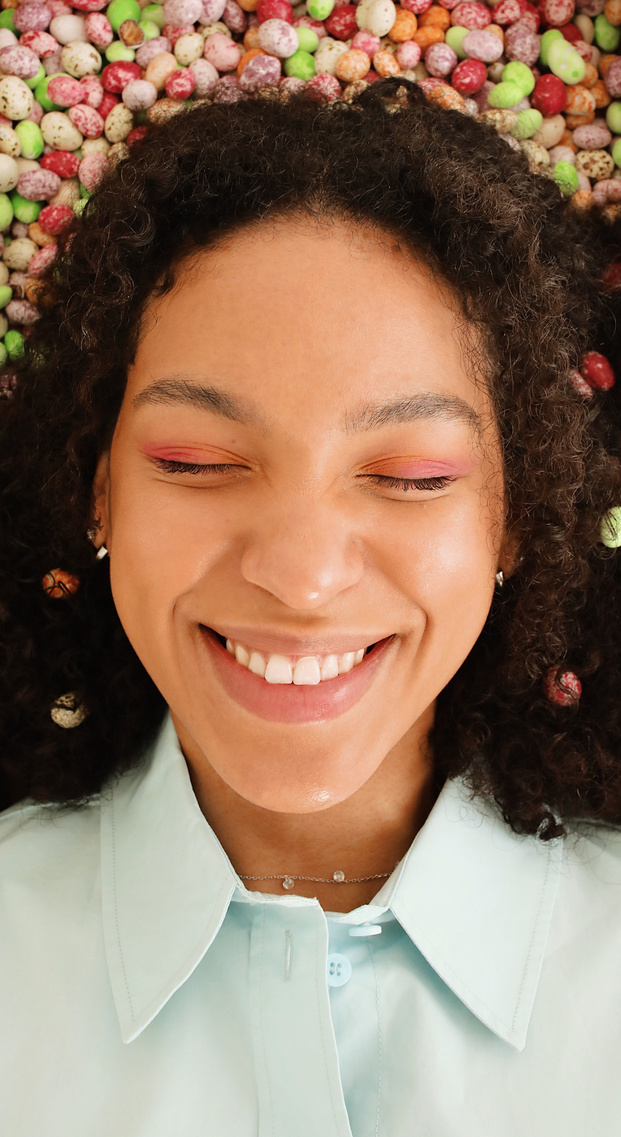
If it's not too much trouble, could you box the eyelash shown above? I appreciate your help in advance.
[151,459,454,494]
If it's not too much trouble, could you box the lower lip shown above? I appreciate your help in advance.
[199,626,397,724]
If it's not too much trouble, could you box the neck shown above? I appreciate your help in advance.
[173,705,440,913]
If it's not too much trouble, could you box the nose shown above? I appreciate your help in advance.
[239,498,365,610]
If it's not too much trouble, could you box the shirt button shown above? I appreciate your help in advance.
[327,952,352,987]
[349,924,383,937]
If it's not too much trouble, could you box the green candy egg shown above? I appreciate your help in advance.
[594,13,620,51]
[9,191,40,224]
[0,285,11,310]
[138,18,161,38]
[601,505,621,548]
[141,2,166,27]
[25,62,46,90]
[5,329,24,361]
[606,101,621,135]
[106,0,141,32]
[539,28,564,67]
[105,41,135,62]
[612,136,621,167]
[511,108,543,139]
[487,81,525,108]
[283,48,315,80]
[14,121,43,160]
[552,160,579,196]
[0,193,13,231]
[445,25,469,59]
[547,38,586,85]
[296,26,319,53]
[73,197,87,216]
[502,60,535,96]
[307,0,334,19]
[0,9,15,32]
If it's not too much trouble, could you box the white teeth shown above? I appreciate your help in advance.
[220,635,373,684]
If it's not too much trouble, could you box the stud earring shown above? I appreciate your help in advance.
[87,524,108,559]
[495,570,504,587]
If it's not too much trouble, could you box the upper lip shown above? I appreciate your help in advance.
[203,624,392,657]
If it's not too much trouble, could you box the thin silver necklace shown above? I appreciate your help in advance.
[239,866,399,891]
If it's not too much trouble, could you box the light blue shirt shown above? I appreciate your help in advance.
[2,709,621,1136]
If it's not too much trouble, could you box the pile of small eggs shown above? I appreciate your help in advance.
[0,0,618,372]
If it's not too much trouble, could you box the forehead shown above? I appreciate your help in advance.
[126,217,493,440]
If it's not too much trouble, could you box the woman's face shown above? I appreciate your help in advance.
[92,217,509,813]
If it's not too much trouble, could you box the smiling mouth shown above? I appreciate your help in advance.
[208,628,381,685]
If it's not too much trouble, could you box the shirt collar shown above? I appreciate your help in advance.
[100,710,565,1050]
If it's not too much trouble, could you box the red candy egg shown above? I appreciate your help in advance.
[101,61,142,93]
[325,3,357,38]
[451,57,487,93]
[38,203,74,235]
[256,0,293,23]
[543,667,582,706]
[580,351,615,391]
[531,72,566,115]
[40,150,81,178]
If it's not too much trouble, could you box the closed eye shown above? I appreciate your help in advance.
[150,459,456,494]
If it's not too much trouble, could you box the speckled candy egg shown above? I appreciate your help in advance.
[0,153,18,192]
[188,56,218,93]
[68,102,104,136]
[313,36,348,73]
[135,37,173,67]
[364,0,397,37]
[121,77,158,109]
[17,167,61,200]
[531,72,566,115]
[451,56,487,92]
[203,31,241,68]
[13,4,52,33]
[78,149,107,187]
[3,236,37,270]
[257,17,298,55]
[50,14,88,44]
[424,41,457,76]
[395,39,421,67]
[38,201,73,233]
[451,1,492,27]
[0,125,20,158]
[19,31,59,59]
[540,0,575,24]
[101,61,142,92]
[0,76,34,121]
[0,30,17,52]
[40,149,81,176]
[575,146,615,178]
[40,109,83,149]
[163,0,204,24]
[5,297,39,324]
[47,74,84,106]
[77,75,104,109]
[164,66,195,97]
[462,28,504,61]
[0,46,42,81]
[198,0,228,25]
[325,4,358,39]
[572,119,612,147]
[543,667,582,706]
[84,12,114,48]
[42,568,81,598]
[174,32,203,64]
[61,41,102,77]
[237,50,280,87]
[335,47,371,80]
[102,101,133,142]
[504,20,540,65]
[581,349,615,388]
[351,28,381,54]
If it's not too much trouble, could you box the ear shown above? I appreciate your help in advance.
[89,449,111,550]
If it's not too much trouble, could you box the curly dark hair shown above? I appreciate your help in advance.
[1,75,621,840]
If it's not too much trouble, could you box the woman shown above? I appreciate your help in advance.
[1,76,621,1135]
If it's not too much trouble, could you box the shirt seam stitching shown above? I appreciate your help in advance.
[110,791,134,1022]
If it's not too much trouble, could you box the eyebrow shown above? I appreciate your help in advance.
[131,376,481,434]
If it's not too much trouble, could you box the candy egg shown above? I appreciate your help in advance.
[543,667,582,706]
